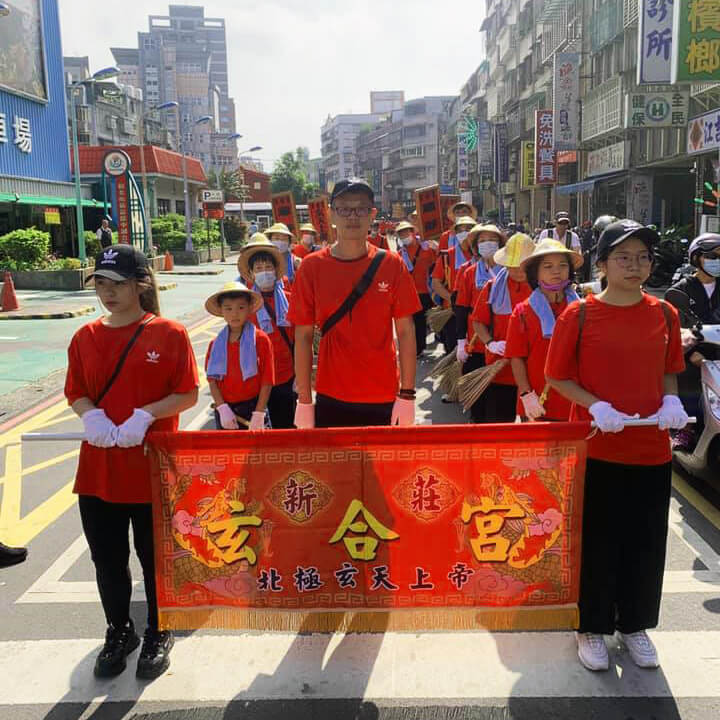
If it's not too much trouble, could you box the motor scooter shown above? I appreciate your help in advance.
[665,287,720,487]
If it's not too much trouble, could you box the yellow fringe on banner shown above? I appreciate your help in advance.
[159,605,578,633]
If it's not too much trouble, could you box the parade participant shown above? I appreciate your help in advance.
[205,281,274,431]
[64,245,199,680]
[664,233,720,450]
[455,224,506,421]
[240,237,297,429]
[439,201,477,253]
[505,239,583,422]
[431,215,477,353]
[289,177,420,428]
[368,219,389,250]
[292,223,320,259]
[396,220,438,356]
[266,222,298,283]
[538,211,582,252]
[545,220,687,672]
[470,233,534,422]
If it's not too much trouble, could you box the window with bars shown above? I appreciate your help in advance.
[581,75,623,141]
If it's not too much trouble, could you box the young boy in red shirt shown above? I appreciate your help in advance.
[205,281,275,431]
[289,177,421,428]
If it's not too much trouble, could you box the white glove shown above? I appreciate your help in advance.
[249,410,266,431]
[456,338,469,363]
[588,401,637,434]
[82,409,118,448]
[657,395,689,431]
[294,402,316,429]
[391,397,416,426]
[216,403,239,430]
[487,340,506,356]
[116,408,155,448]
[521,391,546,421]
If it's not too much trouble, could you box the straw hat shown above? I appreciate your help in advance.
[447,201,478,222]
[238,233,283,279]
[395,221,415,234]
[520,238,584,271]
[467,223,505,244]
[493,233,536,268]
[454,216,477,231]
[265,222,294,239]
[299,223,318,235]
[205,281,263,317]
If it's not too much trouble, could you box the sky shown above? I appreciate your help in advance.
[58,0,485,171]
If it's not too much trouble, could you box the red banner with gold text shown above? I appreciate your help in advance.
[149,424,587,632]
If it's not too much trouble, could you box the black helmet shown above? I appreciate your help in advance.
[689,233,720,267]
[592,214,618,233]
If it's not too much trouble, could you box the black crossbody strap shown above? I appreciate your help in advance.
[264,299,294,352]
[96,316,155,407]
[321,250,386,337]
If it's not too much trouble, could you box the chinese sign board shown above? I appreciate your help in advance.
[586,140,628,177]
[44,207,61,225]
[672,0,720,82]
[521,141,536,189]
[687,106,720,153]
[202,207,225,220]
[638,0,675,83]
[534,111,557,185]
[457,132,469,190]
[553,53,580,151]
[271,192,299,238]
[627,174,654,226]
[477,120,493,176]
[115,173,131,244]
[0,111,33,154]
[440,194,461,232]
[149,423,587,631]
[307,196,331,243]
[414,185,443,240]
[493,123,509,184]
[625,90,689,128]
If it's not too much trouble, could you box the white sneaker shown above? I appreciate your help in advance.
[618,631,659,668]
[575,632,609,671]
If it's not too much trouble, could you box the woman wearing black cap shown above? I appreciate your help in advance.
[64,245,199,680]
[545,220,688,672]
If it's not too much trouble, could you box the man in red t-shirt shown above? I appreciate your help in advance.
[288,178,421,428]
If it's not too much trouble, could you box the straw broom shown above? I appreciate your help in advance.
[427,305,454,333]
[458,359,509,413]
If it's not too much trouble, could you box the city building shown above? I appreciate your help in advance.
[111,5,239,175]
[371,91,405,114]
[0,0,100,253]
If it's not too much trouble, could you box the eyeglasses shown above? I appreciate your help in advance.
[609,252,653,267]
[332,206,373,218]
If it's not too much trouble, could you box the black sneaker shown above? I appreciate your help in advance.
[94,621,140,678]
[136,628,174,680]
[0,542,27,568]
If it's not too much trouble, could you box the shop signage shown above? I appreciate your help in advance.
[672,0,720,82]
[625,90,689,128]
[638,0,675,84]
[553,53,580,151]
[115,173,131,244]
[0,112,32,154]
[586,140,628,177]
[534,110,556,185]
[477,120,493,176]
[521,141,535,189]
[43,207,61,225]
[627,174,654,226]
[201,189,224,203]
[687,107,720,154]
[457,132,469,189]
[493,123,509,184]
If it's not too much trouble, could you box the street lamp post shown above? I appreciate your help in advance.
[179,115,213,251]
[218,133,243,262]
[68,66,119,262]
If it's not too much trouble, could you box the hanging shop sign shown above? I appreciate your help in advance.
[672,0,720,82]
[534,111,557,185]
[553,53,580,151]
[638,0,675,84]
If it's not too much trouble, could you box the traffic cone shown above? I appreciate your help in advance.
[164,250,174,271]
[1,271,19,312]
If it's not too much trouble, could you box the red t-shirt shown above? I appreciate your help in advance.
[455,261,487,354]
[470,277,531,385]
[545,294,685,465]
[505,298,571,420]
[251,293,295,385]
[64,315,199,504]
[432,245,472,293]
[292,245,311,259]
[439,230,452,253]
[402,240,437,296]
[205,327,275,403]
[368,234,389,250]
[288,244,421,403]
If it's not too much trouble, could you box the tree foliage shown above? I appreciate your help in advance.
[271,147,317,203]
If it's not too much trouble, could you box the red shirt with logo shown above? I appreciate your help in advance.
[64,315,199,504]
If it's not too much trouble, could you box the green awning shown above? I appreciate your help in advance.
[0,193,107,209]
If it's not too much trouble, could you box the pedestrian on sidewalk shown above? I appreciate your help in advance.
[96,218,113,249]
[205,281,275,431]
[288,177,420,429]
[64,244,199,680]
[545,220,689,672]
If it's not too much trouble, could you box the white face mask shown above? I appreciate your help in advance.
[254,270,276,291]
[301,234,314,247]
[456,231,469,243]
[477,241,499,259]
[271,239,289,254]
[399,235,414,247]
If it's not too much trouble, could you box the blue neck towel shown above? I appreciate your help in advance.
[254,281,290,334]
[206,322,258,382]
[489,267,512,315]
[528,286,580,338]
[454,243,469,270]
[474,259,495,290]
[400,244,416,272]
[285,252,295,282]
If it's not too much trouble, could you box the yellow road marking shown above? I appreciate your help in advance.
[672,473,720,532]
[34,412,77,430]
[23,449,80,478]
[0,445,22,529]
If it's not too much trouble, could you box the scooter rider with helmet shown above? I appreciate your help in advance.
[664,233,720,451]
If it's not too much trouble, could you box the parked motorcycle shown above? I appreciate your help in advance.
[646,231,689,288]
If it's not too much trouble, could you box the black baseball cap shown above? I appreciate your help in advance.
[555,211,571,224]
[596,219,660,261]
[87,244,149,282]
[330,177,374,205]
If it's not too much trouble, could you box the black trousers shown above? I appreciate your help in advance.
[268,377,297,429]
[79,494,158,630]
[482,383,517,423]
[413,294,434,356]
[440,293,458,354]
[213,397,258,430]
[578,459,672,635]
[316,394,394,428]
[461,352,487,422]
